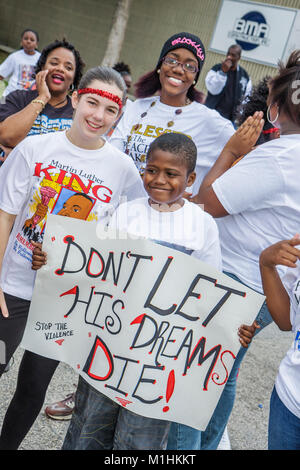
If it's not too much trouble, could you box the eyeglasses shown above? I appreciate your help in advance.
[162,56,198,74]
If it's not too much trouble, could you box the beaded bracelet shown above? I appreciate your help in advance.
[31,99,46,116]
[32,99,46,109]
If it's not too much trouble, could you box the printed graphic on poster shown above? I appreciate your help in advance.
[21,215,265,431]
[210,0,298,66]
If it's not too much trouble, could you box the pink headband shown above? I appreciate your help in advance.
[77,88,123,110]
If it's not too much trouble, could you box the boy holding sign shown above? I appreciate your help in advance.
[59,132,256,450]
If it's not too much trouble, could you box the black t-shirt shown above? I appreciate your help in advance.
[215,70,236,121]
[0,89,73,135]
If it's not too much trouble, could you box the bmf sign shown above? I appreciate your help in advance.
[209,0,298,67]
[230,11,270,50]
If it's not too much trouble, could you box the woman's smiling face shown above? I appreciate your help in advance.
[158,48,198,104]
[43,47,76,95]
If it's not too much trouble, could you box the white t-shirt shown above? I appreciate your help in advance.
[0,49,41,96]
[109,96,234,195]
[109,197,222,271]
[0,131,145,300]
[212,134,300,293]
[275,265,300,419]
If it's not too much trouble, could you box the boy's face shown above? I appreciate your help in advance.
[21,31,38,55]
[143,149,195,206]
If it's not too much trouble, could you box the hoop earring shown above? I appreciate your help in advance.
[69,83,75,92]
[267,103,279,124]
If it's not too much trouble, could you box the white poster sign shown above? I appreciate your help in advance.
[21,215,264,431]
[210,0,298,66]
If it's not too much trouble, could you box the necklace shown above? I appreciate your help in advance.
[125,98,191,154]
[51,96,68,108]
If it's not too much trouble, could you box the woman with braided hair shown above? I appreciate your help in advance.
[230,76,280,168]
[235,76,280,145]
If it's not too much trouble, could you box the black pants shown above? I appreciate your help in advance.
[0,293,30,376]
[0,293,60,449]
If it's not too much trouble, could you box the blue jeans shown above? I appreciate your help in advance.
[167,272,273,450]
[268,386,300,450]
[62,376,170,450]
[167,423,202,450]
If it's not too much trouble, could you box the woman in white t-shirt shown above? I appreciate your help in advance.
[109,32,234,196]
[260,237,300,450]
[195,50,300,449]
[0,66,144,449]
[0,29,41,97]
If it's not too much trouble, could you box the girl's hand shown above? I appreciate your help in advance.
[225,111,264,159]
[260,236,300,269]
[238,321,260,348]
[35,70,51,103]
[0,287,9,318]
[31,241,47,270]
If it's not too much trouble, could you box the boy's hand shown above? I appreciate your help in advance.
[31,241,47,270]
[238,321,260,348]
[260,235,300,269]
[225,111,264,159]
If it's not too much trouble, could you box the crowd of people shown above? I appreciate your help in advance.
[0,27,299,451]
